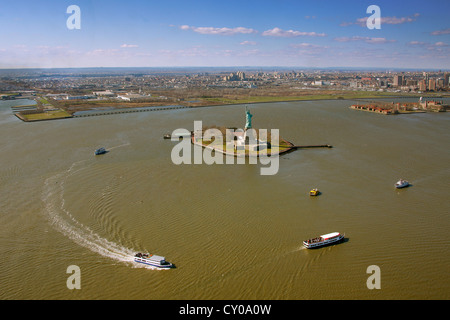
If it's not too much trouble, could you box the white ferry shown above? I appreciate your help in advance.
[303,232,345,249]
[134,253,175,268]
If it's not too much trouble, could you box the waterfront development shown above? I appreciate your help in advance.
[0,97,449,299]
[2,68,449,122]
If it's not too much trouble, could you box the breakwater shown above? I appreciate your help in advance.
[72,105,191,118]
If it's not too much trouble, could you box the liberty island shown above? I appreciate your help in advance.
[170,106,335,175]
[170,106,298,175]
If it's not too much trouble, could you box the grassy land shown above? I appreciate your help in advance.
[196,137,293,156]
[39,97,50,105]
[19,109,72,121]
[201,91,427,105]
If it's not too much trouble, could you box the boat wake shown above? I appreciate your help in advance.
[42,160,158,269]
[107,142,130,151]
[412,168,450,184]
[289,245,307,252]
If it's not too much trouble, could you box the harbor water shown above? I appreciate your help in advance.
[0,98,449,299]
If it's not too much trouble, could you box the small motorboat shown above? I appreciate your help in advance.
[395,179,409,189]
[95,147,107,155]
[309,188,320,196]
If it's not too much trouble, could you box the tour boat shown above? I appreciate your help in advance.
[303,232,345,249]
[309,188,320,196]
[395,179,409,189]
[134,253,175,268]
[95,147,107,155]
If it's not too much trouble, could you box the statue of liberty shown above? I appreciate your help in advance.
[245,106,253,130]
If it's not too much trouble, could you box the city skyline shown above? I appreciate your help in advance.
[1,0,449,69]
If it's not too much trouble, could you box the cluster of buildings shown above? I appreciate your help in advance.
[350,104,395,115]
[1,68,449,102]
[44,90,153,102]
[351,97,449,114]
[392,72,449,92]
[419,98,448,112]
[222,71,247,81]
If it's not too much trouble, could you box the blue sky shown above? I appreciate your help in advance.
[0,0,449,69]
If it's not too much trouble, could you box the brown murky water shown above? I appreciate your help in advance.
[0,98,449,299]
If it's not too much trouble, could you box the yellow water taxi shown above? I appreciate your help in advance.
[309,188,320,196]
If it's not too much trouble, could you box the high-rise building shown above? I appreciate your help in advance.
[393,75,403,87]
[419,80,427,91]
[445,73,450,87]
[428,79,436,91]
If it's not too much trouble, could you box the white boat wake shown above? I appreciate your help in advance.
[42,160,158,269]
[107,142,130,151]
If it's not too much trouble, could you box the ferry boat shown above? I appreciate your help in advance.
[95,147,107,155]
[303,232,345,249]
[309,188,320,196]
[134,253,175,268]
[395,179,409,189]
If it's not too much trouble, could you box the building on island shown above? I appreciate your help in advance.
[420,100,448,112]
[93,90,115,97]
[117,93,151,101]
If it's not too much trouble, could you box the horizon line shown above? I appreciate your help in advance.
[0,66,449,72]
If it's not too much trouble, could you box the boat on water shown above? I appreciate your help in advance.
[95,147,107,155]
[395,179,409,189]
[303,232,345,249]
[309,188,320,196]
[134,253,175,268]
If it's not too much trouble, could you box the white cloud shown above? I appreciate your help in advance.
[120,44,139,48]
[431,28,450,35]
[87,49,120,56]
[342,13,420,27]
[290,43,325,49]
[180,25,257,35]
[240,40,257,45]
[406,41,449,53]
[407,41,426,46]
[334,36,396,44]
[365,37,396,44]
[158,46,208,57]
[262,27,326,37]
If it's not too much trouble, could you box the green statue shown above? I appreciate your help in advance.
[245,106,253,130]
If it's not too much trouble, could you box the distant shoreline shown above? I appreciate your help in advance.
[8,93,450,122]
